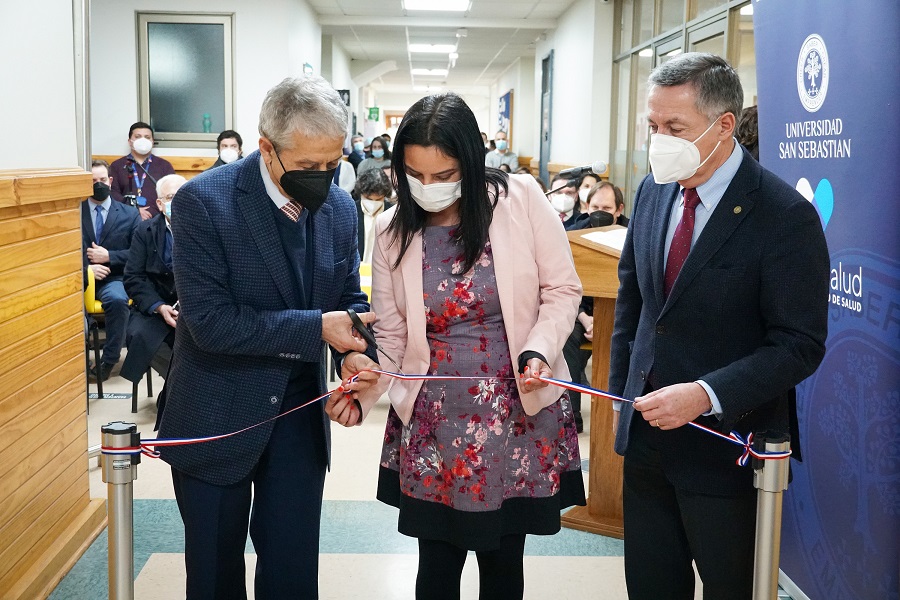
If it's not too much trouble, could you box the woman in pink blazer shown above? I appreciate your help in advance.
[353,93,585,599]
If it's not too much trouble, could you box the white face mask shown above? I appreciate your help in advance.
[132,137,153,155]
[648,118,721,184]
[360,197,384,215]
[406,174,461,213]
[578,188,590,203]
[220,148,240,164]
[550,193,576,214]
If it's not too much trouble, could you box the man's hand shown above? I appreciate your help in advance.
[633,382,712,430]
[86,242,110,265]
[156,304,179,328]
[88,264,110,281]
[322,310,375,353]
[139,207,153,221]
[577,312,594,342]
[520,357,552,393]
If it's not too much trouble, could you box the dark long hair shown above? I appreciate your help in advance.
[369,136,392,160]
[387,93,508,273]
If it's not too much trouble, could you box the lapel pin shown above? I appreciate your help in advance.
[734,206,742,214]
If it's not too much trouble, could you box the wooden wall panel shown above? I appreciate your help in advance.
[94,153,217,180]
[0,169,106,600]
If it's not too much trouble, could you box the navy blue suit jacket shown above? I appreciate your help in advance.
[610,147,829,494]
[81,199,141,281]
[157,151,371,485]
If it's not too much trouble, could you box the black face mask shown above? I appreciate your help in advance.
[273,149,335,215]
[92,181,111,202]
[588,209,615,228]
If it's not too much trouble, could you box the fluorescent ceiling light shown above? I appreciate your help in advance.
[408,43,457,53]
[404,0,470,11]
[638,48,652,57]
[448,52,459,60]
[739,4,754,15]
[411,68,449,76]
[414,86,443,92]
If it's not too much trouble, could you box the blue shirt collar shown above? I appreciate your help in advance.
[681,139,743,209]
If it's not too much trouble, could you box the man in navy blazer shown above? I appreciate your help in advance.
[157,76,380,599]
[82,159,141,382]
[609,54,829,599]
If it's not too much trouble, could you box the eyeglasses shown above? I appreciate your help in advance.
[161,194,176,201]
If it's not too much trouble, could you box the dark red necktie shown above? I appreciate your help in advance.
[663,188,702,298]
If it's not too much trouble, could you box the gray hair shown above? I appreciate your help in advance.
[648,53,744,122]
[258,76,349,149]
[353,168,393,199]
[156,174,187,198]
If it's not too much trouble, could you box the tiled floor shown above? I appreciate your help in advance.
[52,358,703,599]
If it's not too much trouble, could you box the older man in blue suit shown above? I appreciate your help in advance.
[157,76,380,599]
[609,54,829,600]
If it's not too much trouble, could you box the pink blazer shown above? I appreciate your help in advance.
[361,174,582,425]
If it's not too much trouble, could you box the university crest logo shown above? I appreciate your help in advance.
[797,34,829,112]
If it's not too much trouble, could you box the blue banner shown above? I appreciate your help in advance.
[754,1,899,598]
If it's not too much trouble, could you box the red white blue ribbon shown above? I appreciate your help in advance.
[102,370,791,466]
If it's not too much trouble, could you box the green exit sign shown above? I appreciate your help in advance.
[368,107,380,121]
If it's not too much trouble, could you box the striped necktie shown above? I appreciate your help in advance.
[280,200,303,222]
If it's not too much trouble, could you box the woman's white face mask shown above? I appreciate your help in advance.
[406,174,461,213]
[648,118,722,184]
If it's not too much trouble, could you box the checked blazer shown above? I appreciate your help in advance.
[157,151,371,486]
[609,147,830,495]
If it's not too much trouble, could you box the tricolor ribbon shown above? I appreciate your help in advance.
[102,369,791,466]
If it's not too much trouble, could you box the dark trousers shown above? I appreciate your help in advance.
[562,319,591,421]
[622,415,757,600]
[172,393,328,600]
[96,280,130,365]
[416,535,526,600]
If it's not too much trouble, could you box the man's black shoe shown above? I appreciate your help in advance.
[88,362,115,383]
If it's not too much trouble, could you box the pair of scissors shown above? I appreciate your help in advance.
[346,309,405,375]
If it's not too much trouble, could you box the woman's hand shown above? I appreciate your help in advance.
[324,387,361,427]
[520,358,552,393]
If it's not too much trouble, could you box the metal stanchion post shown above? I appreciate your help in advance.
[752,431,791,600]
[101,422,140,600]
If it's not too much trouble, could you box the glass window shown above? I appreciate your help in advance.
[659,0,686,35]
[636,0,655,44]
[630,49,653,198]
[611,58,632,203]
[731,4,757,106]
[138,13,234,145]
[618,0,635,54]
[690,32,724,55]
[690,0,728,20]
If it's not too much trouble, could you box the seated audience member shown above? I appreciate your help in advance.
[207,130,243,170]
[110,121,176,220]
[577,173,601,212]
[121,174,187,386]
[83,159,142,382]
[351,168,394,263]
[515,166,532,175]
[548,173,580,228]
[484,130,519,170]
[481,131,490,153]
[357,136,391,175]
[737,105,759,161]
[499,163,511,173]
[568,181,628,230]
[348,134,366,172]
[380,132,392,147]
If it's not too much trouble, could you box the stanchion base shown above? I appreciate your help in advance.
[561,505,624,539]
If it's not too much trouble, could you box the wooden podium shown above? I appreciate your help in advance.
[561,225,625,539]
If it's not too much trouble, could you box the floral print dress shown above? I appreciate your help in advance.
[376,225,585,551]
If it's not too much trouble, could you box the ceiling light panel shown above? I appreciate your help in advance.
[408,43,458,53]
[404,0,471,12]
